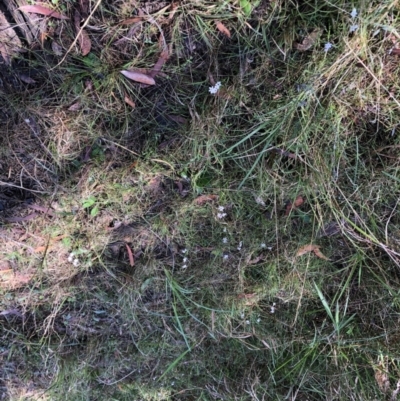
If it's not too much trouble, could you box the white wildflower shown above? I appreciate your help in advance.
[324,42,333,52]
[260,243,267,248]
[223,254,229,260]
[73,259,80,267]
[245,320,250,325]
[209,81,221,94]
[240,313,245,318]
[350,7,357,19]
[237,241,243,251]
[67,253,74,263]
[183,257,188,263]
[222,237,228,244]
[270,302,276,314]
[182,264,188,269]
[255,196,266,207]
[217,212,227,219]
[256,318,261,323]
[181,248,187,254]
[349,24,359,33]
[218,205,225,212]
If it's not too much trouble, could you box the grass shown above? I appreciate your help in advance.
[2,0,400,399]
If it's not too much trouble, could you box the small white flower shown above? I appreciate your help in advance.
[183,257,188,263]
[270,302,276,314]
[245,320,250,325]
[223,254,229,260]
[240,313,245,318]
[350,7,357,19]
[223,227,227,232]
[209,81,221,94]
[222,237,228,244]
[255,196,266,207]
[324,42,333,52]
[256,318,261,323]
[73,259,80,267]
[218,205,225,212]
[182,264,188,269]
[181,249,187,254]
[237,241,243,251]
[67,252,74,263]
[217,212,227,219]
[260,243,267,248]
[349,24,359,33]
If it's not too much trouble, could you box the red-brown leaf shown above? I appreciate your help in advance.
[18,4,69,20]
[125,243,135,267]
[74,11,91,56]
[215,21,231,38]
[149,51,169,78]
[285,195,304,215]
[120,70,156,85]
[193,194,219,205]
[124,95,136,109]
[296,244,329,260]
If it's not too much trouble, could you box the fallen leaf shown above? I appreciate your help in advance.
[285,195,304,215]
[238,293,257,299]
[18,74,36,84]
[34,234,68,253]
[296,244,329,260]
[167,115,187,124]
[125,243,135,267]
[248,255,265,265]
[119,17,144,25]
[78,29,91,55]
[295,28,322,51]
[120,70,156,85]
[18,4,70,20]
[68,102,81,111]
[215,21,231,38]
[124,95,136,109]
[51,41,63,55]
[74,11,91,56]
[149,51,169,78]
[193,194,219,205]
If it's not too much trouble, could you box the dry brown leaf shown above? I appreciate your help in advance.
[0,270,34,290]
[238,293,257,299]
[78,29,91,55]
[121,70,156,85]
[285,195,304,215]
[74,11,91,56]
[124,95,136,109]
[215,21,231,38]
[149,51,169,78]
[68,102,81,111]
[296,244,329,260]
[295,28,322,51]
[18,74,36,84]
[34,234,68,253]
[125,243,135,267]
[313,248,330,260]
[18,4,69,20]
[167,115,187,124]
[248,255,265,265]
[120,17,144,25]
[193,194,219,205]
